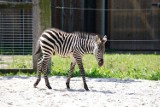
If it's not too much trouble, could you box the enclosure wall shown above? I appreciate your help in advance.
[51,0,160,51]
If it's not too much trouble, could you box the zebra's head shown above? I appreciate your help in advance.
[93,35,107,67]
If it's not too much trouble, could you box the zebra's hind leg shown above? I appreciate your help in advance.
[44,77,52,89]
[42,57,52,89]
[34,72,41,88]
[34,58,42,88]
[66,61,76,89]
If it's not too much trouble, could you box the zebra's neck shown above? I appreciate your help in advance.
[79,38,95,54]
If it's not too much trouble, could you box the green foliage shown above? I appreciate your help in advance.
[150,71,160,80]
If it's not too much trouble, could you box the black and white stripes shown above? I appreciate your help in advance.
[34,28,107,90]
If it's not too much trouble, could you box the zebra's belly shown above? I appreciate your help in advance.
[56,50,73,58]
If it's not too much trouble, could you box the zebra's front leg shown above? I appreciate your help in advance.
[66,61,76,89]
[76,57,89,91]
[80,68,89,91]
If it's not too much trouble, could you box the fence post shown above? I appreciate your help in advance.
[32,0,41,72]
[32,0,51,73]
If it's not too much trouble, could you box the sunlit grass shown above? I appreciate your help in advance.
[0,54,160,80]
[50,54,160,80]
[0,55,32,69]
[8,55,32,69]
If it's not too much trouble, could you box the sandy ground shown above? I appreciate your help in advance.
[0,76,160,107]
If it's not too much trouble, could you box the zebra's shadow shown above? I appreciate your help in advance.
[53,88,115,94]
[90,89,115,94]
[53,88,85,92]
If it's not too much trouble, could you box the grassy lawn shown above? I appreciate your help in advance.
[0,54,160,80]
[0,55,32,69]
[50,54,160,80]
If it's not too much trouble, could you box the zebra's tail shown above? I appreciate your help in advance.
[34,40,41,55]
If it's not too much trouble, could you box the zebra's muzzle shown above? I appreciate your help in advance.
[98,59,104,67]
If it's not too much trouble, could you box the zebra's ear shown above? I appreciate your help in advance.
[95,35,101,43]
[103,35,107,44]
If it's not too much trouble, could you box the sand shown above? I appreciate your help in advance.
[0,76,160,107]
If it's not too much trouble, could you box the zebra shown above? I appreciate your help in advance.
[34,28,107,91]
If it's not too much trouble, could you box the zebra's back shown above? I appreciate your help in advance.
[39,28,78,57]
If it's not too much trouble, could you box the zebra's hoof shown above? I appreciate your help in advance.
[34,85,36,88]
[34,83,38,88]
[84,83,89,91]
[47,85,52,89]
[67,86,70,89]
[85,88,90,91]
[66,83,70,89]
[34,79,41,88]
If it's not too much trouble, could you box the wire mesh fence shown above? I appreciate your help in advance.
[0,0,33,69]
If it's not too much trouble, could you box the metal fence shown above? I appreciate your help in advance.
[0,0,33,70]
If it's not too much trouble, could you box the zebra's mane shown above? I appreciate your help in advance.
[71,31,103,41]
[49,28,103,41]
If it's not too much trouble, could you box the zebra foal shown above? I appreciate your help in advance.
[34,28,107,91]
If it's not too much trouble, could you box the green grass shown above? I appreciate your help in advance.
[0,55,32,69]
[50,54,160,80]
[0,54,160,80]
